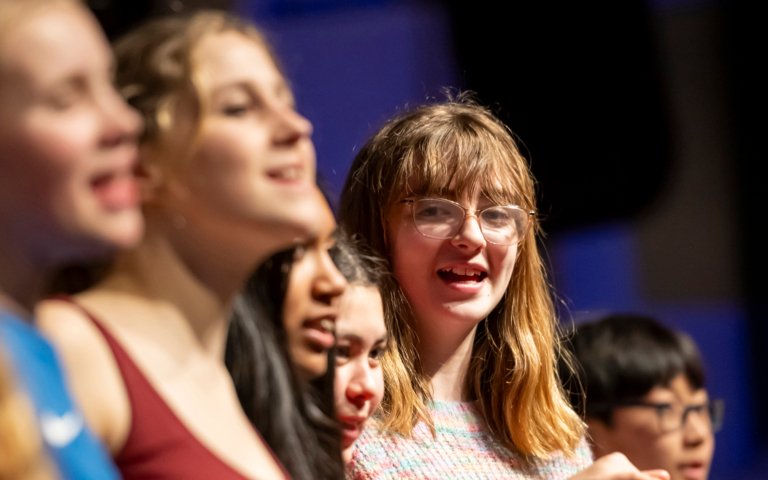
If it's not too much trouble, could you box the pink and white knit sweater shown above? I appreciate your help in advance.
[346,400,592,479]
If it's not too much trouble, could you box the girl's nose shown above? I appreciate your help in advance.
[313,252,347,305]
[100,85,143,148]
[346,365,376,408]
[271,103,313,146]
[450,215,486,250]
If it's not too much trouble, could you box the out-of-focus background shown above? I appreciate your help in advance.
[89,0,766,477]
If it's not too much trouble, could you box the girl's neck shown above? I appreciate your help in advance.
[418,321,478,402]
[146,211,262,302]
[96,225,242,358]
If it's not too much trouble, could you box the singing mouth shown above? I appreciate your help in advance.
[267,163,305,182]
[302,316,337,351]
[319,318,334,331]
[437,266,487,282]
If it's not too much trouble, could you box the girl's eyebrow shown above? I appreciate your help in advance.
[336,333,363,343]
[209,77,295,108]
[209,81,252,99]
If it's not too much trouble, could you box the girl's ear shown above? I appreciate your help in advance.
[136,147,165,204]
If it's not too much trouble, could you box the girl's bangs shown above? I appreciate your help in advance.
[401,130,529,207]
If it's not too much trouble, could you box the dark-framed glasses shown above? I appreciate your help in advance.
[401,197,534,246]
[601,398,725,434]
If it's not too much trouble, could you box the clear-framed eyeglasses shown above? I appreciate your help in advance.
[596,398,725,434]
[400,197,535,246]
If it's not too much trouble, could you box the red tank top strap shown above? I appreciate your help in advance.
[48,295,290,479]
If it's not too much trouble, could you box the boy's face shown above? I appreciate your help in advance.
[587,374,716,480]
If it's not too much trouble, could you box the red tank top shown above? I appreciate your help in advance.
[57,297,290,480]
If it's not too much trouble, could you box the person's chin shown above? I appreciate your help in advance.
[295,353,328,381]
[102,211,145,249]
[439,299,498,322]
[341,446,354,464]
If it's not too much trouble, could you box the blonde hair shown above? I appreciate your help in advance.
[339,94,584,460]
[113,9,279,173]
[0,353,54,480]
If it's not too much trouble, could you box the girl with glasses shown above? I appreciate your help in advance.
[561,313,722,480]
[37,9,324,479]
[339,94,668,479]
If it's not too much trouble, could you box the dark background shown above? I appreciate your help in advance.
[88,0,766,476]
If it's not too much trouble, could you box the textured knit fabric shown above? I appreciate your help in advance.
[0,311,119,480]
[347,400,592,479]
[56,297,290,480]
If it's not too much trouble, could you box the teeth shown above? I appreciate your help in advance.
[319,319,335,332]
[275,166,301,180]
[441,266,482,277]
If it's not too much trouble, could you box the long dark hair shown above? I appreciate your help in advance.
[226,248,343,480]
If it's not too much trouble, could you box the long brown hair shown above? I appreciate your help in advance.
[339,93,584,459]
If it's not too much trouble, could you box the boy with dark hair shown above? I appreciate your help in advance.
[561,313,723,480]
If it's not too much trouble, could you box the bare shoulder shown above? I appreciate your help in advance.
[36,297,116,371]
[37,297,99,347]
[35,296,130,453]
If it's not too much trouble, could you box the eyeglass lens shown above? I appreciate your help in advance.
[411,198,526,245]
[657,399,724,432]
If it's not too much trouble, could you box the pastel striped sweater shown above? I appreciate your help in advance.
[346,400,592,479]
